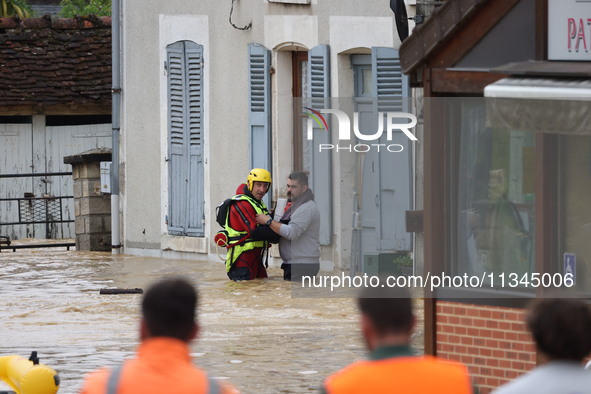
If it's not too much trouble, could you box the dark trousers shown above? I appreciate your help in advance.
[227,249,267,281]
[281,263,320,281]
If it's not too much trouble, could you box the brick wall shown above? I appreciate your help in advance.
[436,301,536,394]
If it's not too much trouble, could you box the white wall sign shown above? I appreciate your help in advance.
[268,0,310,4]
[548,0,591,60]
[564,253,576,283]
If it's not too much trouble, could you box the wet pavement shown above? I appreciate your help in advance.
[0,246,423,393]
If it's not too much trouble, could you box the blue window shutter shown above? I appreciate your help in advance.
[371,46,411,251]
[167,41,205,237]
[185,42,205,237]
[248,43,272,207]
[307,45,332,246]
[372,47,409,111]
[167,41,187,235]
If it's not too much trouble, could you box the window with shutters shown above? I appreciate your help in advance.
[306,45,332,246]
[292,49,333,220]
[248,43,272,207]
[166,41,205,237]
[292,51,308,171]
[353,48,412,274]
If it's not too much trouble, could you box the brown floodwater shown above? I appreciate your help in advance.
[0,247,423,393]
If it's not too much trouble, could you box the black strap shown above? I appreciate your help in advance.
[232,201,250,228]
[208,377,221,394]
[225,201,253,249]
[106,365,123,394]
[226,234,253,249]
[228,235,252,243]
[229,245,235,268]
[264,242,269,269]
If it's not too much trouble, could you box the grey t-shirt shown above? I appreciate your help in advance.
[492,361,591,394]
[278,200,320,265]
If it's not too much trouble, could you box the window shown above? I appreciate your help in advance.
[450,100,535,284]
[558,134,591,293]
[306,45,332,245]
[448,99,536,289]
[351,49,412,274]
[248,43,273,207]
[166,41,205,237]
[289,46,332,245]
[292,51,308,171]
[447,92,591,297]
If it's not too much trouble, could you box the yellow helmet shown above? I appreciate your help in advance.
[247,168,272,191]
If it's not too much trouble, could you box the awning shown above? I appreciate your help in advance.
[485,77,591,134]
[485,77,591,100]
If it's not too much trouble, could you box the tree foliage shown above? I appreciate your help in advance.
[59,0,111,17]
[0,0,33,18]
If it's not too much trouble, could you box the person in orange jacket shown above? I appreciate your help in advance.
[323,285,475,394]
[80,277,237,394]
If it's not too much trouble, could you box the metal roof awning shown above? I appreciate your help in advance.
[491,61,591,78]
[485,77,591,100]
[485,77,591,135]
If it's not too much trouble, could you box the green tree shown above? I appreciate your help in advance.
[59,0,111,17]
[0,0,33,18]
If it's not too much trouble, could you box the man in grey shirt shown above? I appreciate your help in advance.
[493,298,591,394]
[256,171,320,281]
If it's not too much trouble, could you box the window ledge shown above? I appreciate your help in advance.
[434,286,591,307]
[268,0,311,4]
[436,286,534,308]
[161,234,208,254]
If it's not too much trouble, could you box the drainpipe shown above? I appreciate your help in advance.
[111,0,122,253]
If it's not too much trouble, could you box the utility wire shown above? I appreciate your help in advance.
[229,0,252,31]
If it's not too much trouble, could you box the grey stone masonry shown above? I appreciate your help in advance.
[64,148,112,251]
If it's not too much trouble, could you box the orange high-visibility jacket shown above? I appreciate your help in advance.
[324,355,473,394]
[80,338,236,394]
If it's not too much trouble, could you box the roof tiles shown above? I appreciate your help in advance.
[0,16,111,108]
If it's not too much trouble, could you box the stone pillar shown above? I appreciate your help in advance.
[64,148,112,251]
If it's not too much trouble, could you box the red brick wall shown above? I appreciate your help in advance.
[436,301,536,394]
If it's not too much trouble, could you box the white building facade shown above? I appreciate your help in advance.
[119,0,417,273]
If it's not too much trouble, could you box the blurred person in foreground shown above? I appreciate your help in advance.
[492,298,591,394]
[322,285,474,393]
[80,277,237,394]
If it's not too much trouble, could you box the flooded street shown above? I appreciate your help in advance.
[0,248,422,393]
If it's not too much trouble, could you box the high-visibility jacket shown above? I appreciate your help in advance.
[79,338,236,394]
[224,194,269,272]
[324,355,473,394]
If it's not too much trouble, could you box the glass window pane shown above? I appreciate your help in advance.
[559,134,591,292]
[301,60,309,98]
[454,100,535,285]
[361,68,372,96]
[300,59,312,173]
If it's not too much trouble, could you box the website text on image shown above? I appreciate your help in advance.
[304,107,418,153]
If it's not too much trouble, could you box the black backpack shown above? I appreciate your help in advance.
[216,196,254,228]
[215,198,235,227]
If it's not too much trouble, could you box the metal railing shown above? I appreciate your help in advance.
[0,196,74,226]
[0,172,75,251]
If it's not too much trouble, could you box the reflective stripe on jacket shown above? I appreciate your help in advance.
[224,194,269,272]
[106,364,221,394]
[324,355,473,394]
[80,338,236,394]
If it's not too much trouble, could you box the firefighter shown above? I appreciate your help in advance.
[222,168,279,281]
